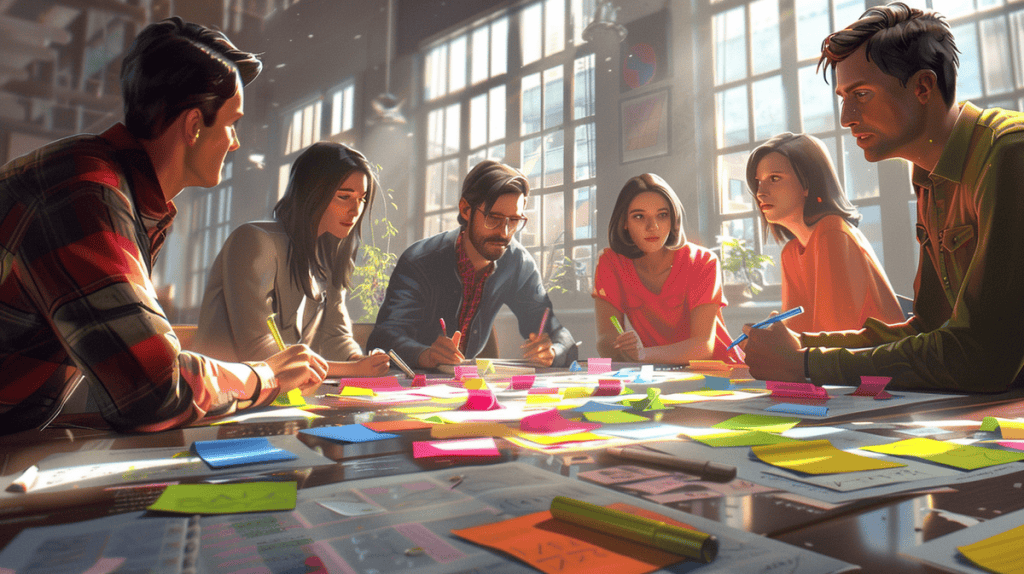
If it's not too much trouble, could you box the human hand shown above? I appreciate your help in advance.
[741,315,804,382]
[418,332,465,369]
[352,350,391,376]
[611,330,645,362]
[521,332,555,367]
[264,344,328,396]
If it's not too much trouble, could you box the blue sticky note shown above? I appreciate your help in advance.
[569,360,583,372]
[766,403,829,417]
[703,376,731,390]
[192,437,298,468]
[569,400,629,413]
[300,424,400,443]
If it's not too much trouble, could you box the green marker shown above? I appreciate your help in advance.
[610,316,624,335]
[550,496,718,563]
[266,313,286,351]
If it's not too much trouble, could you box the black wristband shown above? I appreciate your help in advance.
[803,348,811,381]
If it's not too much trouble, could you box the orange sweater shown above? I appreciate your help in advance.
[781,215,904,333]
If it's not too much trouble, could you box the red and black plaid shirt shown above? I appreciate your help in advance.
[0,123,277,434]
[455,233,494,353]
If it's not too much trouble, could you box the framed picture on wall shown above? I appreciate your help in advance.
[620,88,670,163]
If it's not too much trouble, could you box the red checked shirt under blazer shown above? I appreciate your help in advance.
[0,123,278,434]
[455,233,495,354]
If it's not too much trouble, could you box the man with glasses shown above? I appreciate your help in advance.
[369,160,578,368]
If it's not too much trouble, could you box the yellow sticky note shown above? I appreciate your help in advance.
[684,429,799,448]
[148,482,297,514]
[527,394,562,404]
[340,386,375,397]
[959,522,1024,574]
[582,411,648,424]
[563,386,591,399]
[714,413,800,434]
[862,437,1024,470]
[518,431,609,445]
[475,359,495,375]
[753,439,906,474]
[464,378,489,390]
[272,388,306,407]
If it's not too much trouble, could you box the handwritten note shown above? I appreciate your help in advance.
[148,481,297,514]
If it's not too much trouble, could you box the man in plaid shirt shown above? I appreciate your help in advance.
[0,18,327,435]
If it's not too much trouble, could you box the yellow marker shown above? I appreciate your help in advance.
[610,316,624,335]
[267,313,286,351]
[550,496,718,563]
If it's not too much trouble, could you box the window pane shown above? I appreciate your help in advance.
[573,185,595,240]
[543,192,565,245]
[471,26,489,84]
[449,36,467,93]
[543,66,565,129]
[443,158,461,206]
[842,133,879,199]
[799,64,834,133]
[492,17,509,76]
[574,53,596,119]
[468,149,487,168]
[426,44,448,100]
[445,103,460,155]
[470,93,487,149]
[572,244,594,292]
[489,85,506,142]
[857,204,884,268]
[761,233,783,286]
[981,17,1013,95]
[490,144,506,161]
[716,85,749,147]
[427,108,443,159]
[342,84,354,132]
[424,211,460,239]
[572,0,598,45]
[750,0,780,74]
[931,0,974,18]
[753,75,786,141]
[544,130,564,188]
[521,195,541,247]
[834,0,864,35]
[331,90,342,135]
[720,218,757,284]
[955,23,983,100]
[719,151,753,214]
[521,72,542,135]
[426,162,443,210]
[545,0,566,57]
[522,136,543,189]
[574,122,595,181]
[522,4,543,66]
[1014,12,1024,89]
[278,162,290,201]
[715,6,747,84]
[795,0,829,61]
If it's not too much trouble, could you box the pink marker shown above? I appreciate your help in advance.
[537,307,550,336]
[440,317,447,336]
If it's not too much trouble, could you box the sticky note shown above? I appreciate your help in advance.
[689,360,732,371]
[192,437,298,468]
[511,375,535,390]
[460,388,502,411]
[587,357,612,374]
[362,420,433,432]
[569,360,583,372]
[569,401,628,413]
[476,359,495,374]
[453,365,479,379]
[582,411,649,424]
[340,386,374,396]
[300,424,399,443]
[703,376,731,391]
[861,437,1024,470]
[521,409,601,434]
[518,431,609,445]
[980,416,1024,439]
[683,429,799,448]
[563,386,591,399]
[766,403,829,417]
[149,482,297,514]
[594,379,624,396]
[851,376,893,399]
[412,437,500,458]
[959,522,1024,573]
[463,378,488,390]
[753,439,906,474]
[713,413,801,434]
[411,373,427,387]
[271,388,306,407]
[335,376,403,390]
[767,381,829,400]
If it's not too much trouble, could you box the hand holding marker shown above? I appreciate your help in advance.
[726,306,804,350]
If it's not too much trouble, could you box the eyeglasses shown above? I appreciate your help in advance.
[477,208,528,233]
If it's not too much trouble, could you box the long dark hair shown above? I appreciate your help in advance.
[608,173,686,259]
[273,142,377,298]
[745,132,860,243]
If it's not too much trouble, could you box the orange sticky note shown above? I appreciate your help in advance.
[362,420,434,432]
[452,503,689,574]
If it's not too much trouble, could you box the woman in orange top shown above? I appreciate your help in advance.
[593,173,742,364]
[746,132,903,333]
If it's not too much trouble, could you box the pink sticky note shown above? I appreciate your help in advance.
[851,376,892,398]
[587,357,612,374]
[520,409,602,434]
[593,379,624,396]
[459,388,503,411]
[336,376,403,390]
[767,381,829,400]
[998,441,1024,451]
[511,375,535,390]
[413,437,500,458]
[453,365,479,379]
[528,387,560,394]
[412,374,427,387]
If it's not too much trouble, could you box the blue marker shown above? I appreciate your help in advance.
[726,306,804,350]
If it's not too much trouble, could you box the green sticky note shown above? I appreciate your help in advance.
[583,410,649,424]
[148,482,297,514]
[862,437,1024,470]
[688,429,799,448]
[272,388,306,407]
[980,416,999,432]
[713,413,800,434]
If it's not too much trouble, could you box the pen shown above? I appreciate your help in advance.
[537,307,550,336]
[7,465,39,493]
[610,316,624,335]
[605,446,737,482]
[550,496,718,563]
[726,305,804,350]
[388,349,416,378]
[267,313,286,351]
[440,317,447,336]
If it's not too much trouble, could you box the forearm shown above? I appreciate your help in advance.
[643,337,715,365]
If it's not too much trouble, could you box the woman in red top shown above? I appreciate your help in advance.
[593,173,743,364]
[746,133,903,333]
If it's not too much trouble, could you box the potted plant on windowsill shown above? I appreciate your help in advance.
[350,184,399,323]
[717,235,774,304]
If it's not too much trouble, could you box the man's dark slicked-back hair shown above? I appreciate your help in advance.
[818,2,959,107]
[458,160,530,227]
[120,17,262,140]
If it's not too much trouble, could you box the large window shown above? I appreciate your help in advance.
[708,0,1024,290]
[277,82,355,200]
[420,0,598,298]
[186,162,234,309]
